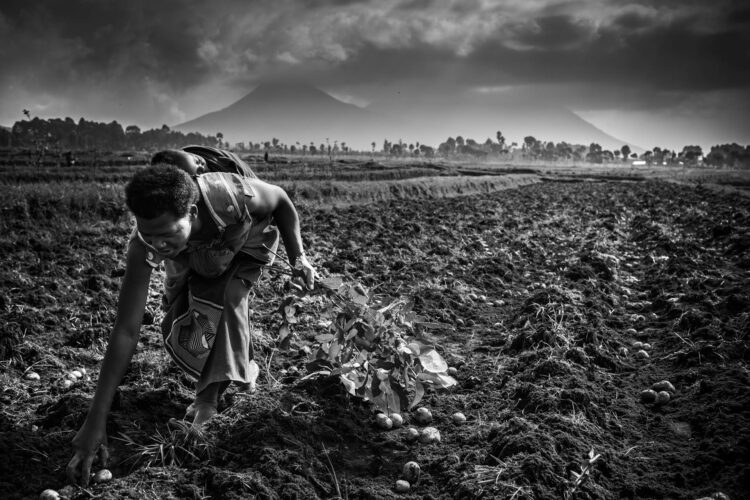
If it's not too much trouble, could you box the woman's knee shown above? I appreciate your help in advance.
[223,278,250,307]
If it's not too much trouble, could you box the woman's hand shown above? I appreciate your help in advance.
[293,254,316,290]
[66,419,109,486]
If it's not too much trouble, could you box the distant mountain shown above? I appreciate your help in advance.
[175,83,637,151]
[175,82,398,150]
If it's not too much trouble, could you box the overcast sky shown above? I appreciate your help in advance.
[1,0,748,150]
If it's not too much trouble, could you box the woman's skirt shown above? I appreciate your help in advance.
[160,256,264,394]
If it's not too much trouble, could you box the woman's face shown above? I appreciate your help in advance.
[136,208,195,258]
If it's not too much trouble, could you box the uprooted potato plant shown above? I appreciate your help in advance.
[276,272,457,415]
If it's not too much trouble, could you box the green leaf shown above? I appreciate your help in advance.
[390,379,409,413]
[385,387,401,414]
[337,363,361,374]
[278,324,291,351]
[415,321,449,329]
[370,375,382,397]
[419,349,448,373]
[409,380,425,410]
[300,370,330,381]
[319,276,344,290]
[340,374,357,396]
[347,286,368,305]
[340,348,354,364]
[397,343,414,356]
[306,359,333,373]
[369,392,388,414]
[329,339,341,360]
[345,328,358,341]
[407,342,422,355]
[315,333,335,343]
[417,372,457,389]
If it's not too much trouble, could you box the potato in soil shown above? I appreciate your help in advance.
[395,479,410,493]
[414,407,433,425]
[640,389,658,403]
[651,380,675,393]
[404,427,420,443]
[419,427,441,444]
[389,413,404,428]
[452,412,467,424]
[402,461,421,483]
[375,413,393,430]
[655,391,671,405]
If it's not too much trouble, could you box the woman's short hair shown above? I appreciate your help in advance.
[125,164,199,219]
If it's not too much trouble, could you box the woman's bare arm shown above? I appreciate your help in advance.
[245,179,314,286]
[67,241,153,485]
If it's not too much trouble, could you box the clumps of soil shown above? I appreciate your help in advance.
[1,179,749,499]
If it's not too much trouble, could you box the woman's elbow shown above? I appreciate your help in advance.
[111,322,142,344]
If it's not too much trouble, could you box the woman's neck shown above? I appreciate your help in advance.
[189,200,216,240]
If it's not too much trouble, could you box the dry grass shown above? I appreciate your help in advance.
[117,418,215,469]
[462,456,533,499]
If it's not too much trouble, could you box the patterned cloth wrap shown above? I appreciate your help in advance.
[165,278,226,378]
[163,260,262,379]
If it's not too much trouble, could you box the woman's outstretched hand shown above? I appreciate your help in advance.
[67,419,109,486]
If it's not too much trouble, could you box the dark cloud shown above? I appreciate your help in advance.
[323,42,458,86]
[396,0,436,11]
[306,0,371,6]
[0,0,220,93]
[611,9,659,31]
[2,0,746,96]
[465,8,750,98]
[728,4,750,24]
[511,15,596,50]
[450,0,484,15]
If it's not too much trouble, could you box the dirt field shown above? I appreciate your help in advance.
[1,169,749,499]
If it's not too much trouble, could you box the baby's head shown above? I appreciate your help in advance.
[150,149,207,175]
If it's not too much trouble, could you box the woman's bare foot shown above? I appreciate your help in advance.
[186,380,229,427]
[190,401,218,427]
[236,381,256,394]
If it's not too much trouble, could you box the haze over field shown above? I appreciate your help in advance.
[1,0,748,151]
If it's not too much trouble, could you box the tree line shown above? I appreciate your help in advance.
[1,117,220,153]
[428,132,750,168]
[2,117,748,169]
